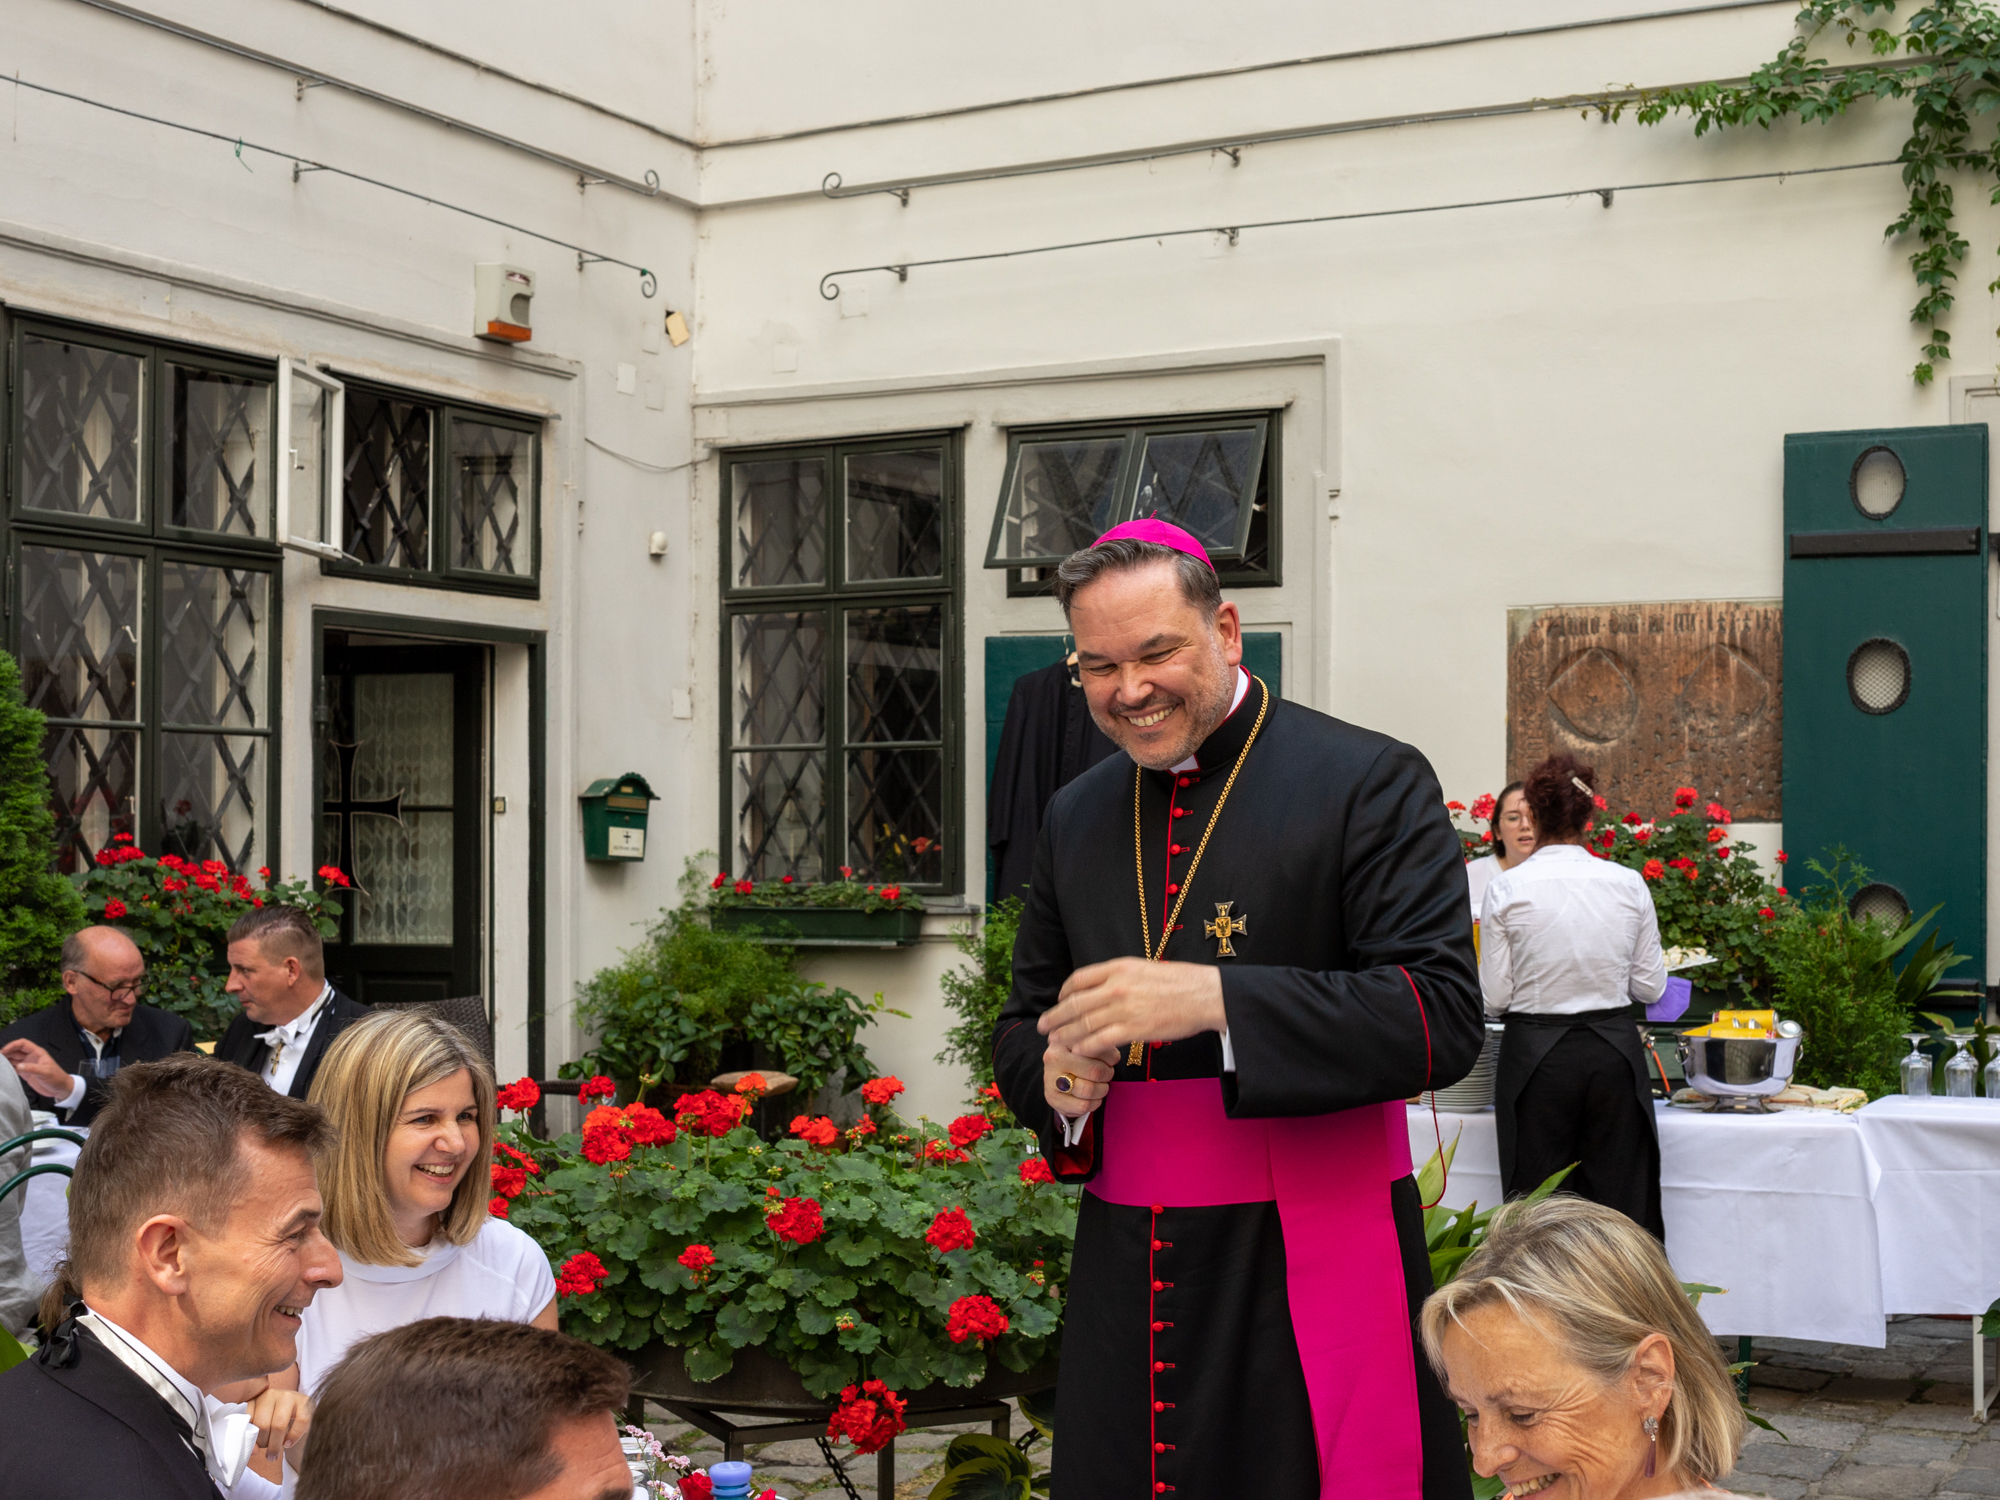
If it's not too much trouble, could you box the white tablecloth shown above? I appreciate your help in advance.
[1408,1102,1886,1346]
[1857,1096,2000,1316]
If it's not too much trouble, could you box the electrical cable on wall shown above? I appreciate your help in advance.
[816,158,1901,300]
[3,72,659,298]
[584,437,692,474]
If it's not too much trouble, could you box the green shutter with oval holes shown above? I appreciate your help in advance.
[1782,425,1986,996]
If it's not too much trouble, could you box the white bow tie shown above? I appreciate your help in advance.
[203,1402,260,1488]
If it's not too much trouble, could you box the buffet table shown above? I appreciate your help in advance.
[1407,1102,1886,1346]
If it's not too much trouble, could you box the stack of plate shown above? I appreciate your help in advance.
[1420,1023,1506,1112]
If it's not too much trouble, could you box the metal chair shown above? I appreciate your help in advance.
[0,1129,86,1207]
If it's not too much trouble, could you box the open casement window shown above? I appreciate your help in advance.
[321,376,541,595]
[4,313,279,876]
[275,360,346,562]
[986,411,1280,590]
[720,433,961,894]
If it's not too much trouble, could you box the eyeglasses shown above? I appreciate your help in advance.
[71,968,146,1003]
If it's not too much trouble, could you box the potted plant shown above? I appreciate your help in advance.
[707,865,930,948]
[492,1075,1072,1458]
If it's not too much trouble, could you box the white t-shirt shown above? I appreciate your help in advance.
[1464,854,1501,920]
[296,1218,557,1395]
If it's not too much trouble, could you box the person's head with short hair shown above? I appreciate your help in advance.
[1522,753,1597,846]
[60,925,148,1038]
[49,1054,341,1392]
[1421,1195,1744,1497]
[1052,525,1242,771]
[296,1317,632,1500]
[309,1011,496,1266]
[224,905,328,1027]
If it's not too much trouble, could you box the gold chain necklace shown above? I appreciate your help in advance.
[1128,676,1271,1067]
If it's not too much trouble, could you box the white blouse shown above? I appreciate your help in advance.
[1464,855,1501,920]
[1479,844,1669,1017]
[295,1217,557,1395]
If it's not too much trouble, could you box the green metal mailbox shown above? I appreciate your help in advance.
[580,773,657,863]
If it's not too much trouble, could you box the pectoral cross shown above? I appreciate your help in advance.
[1204,902,1247,958]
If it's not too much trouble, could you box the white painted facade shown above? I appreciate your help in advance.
[6,1,1990,1122]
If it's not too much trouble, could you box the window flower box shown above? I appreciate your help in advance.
[711,905,925,948]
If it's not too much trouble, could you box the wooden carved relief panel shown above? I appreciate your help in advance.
[1506,601,1782,819]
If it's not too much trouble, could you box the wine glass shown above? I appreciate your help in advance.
[1901,1033,1934,1097]
[1946,1034,1979,1098]
[1984,1047,2000,1101]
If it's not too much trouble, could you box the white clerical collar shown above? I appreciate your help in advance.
[254,982,332,1051]
[1170,667,1251,773]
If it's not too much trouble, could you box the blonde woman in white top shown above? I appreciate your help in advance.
[1480,755,1669,1238]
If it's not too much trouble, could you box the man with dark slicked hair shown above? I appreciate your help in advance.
[296,1317,633,1500]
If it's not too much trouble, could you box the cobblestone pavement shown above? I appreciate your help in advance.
[638,1398,1038,1499]
[1732,1317,2000,1499]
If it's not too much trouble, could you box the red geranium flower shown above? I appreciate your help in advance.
[491,1164,529,1199]
[494,1141,540,1172]
[1716,847,1732,860]
[1470,793,1496,821]
[678,1243,717,1278]
[1759,907,1776,920]
[625,1104,676,1146]
[680,1476,714,1500]
[860,1076,905,1106]
[102,898,128,920]
[826,1380,907,1455]
[1642,859,1665,882]
[1673,787,1699,811]
[947,1114,993,1148]
[1445,799,1465,812]
[1633,828,1652,844]
[578,1075,617,1104]
[848,1117,878,1139]
[1019,1157,1054,1184]
[880,885,902,901]
[927,1207,976,1254]
[555,1251,608,1297]
[767,1196,824,1245]
[1706,826,1726,844]
[1622,812,1642,826]
[496,1077,541,1113]
[581,1124,632,1165]
[711,871,728,889]
[674,1089,744,1138]
[1592,794,1608,810]
[163,876,188,893]
[920,1139,971,1165]
[790,1114,839,1149]
[946,1294,1010,1345]
[978,1082,1003,1102]
[735,879,755,895]
[317,864,351,887]
[194,873,221,892]
[257,865,271,879]
[489,1196,509,1218]
[735,1072,768,1096]
[1775,850,1788,865]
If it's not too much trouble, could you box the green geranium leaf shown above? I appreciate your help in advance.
[825,1231,884,1267]
[715,1300,778,1347]
[742,1283,788,1314]
[684,1342,734,1382]
[796,1300,835,1335]
[836,1320,883,1354]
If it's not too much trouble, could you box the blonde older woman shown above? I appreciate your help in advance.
[1422,1196,1744,1499]
[293,1011,556,1394]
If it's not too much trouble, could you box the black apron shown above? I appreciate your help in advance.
[1496,1007,1662,1230]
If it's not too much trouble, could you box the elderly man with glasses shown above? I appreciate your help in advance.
[0,926,195,1127]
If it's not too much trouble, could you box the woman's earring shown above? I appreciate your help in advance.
[1643,1414,1659,1478]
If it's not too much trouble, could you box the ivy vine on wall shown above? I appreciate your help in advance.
[1622,2,2000,384]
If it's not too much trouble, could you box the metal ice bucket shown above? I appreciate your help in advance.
[1676,1034,1803,1103]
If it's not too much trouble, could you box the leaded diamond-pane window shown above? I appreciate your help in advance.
[450,418,534,576]
[170,365,272,536]
[343,388,431,568]
[722,436,959,891]
[19,334,144,524]
[7,316,281,878]
[986,412,1277,579]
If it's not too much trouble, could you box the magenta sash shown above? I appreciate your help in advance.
[1087,1079,1423,1499]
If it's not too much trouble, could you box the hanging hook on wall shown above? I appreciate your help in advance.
[822,172,911,206]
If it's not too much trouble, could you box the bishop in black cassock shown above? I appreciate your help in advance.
[992,521,1481,1499]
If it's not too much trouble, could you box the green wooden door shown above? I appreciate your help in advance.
[1782,425,1986,988]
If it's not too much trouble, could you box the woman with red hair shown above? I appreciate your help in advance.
[1479,754,1670,1238]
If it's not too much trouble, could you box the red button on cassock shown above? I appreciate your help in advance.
[1156,1485,1169,1494]
[1170,844,1184,854]
[1172,807,1187,817]
[1165,883,1178,895]
[1151,1204,1165,1214]
[1153,1361,1166,1372]
[1177,776,1191,786]
[1151,1239,1163,1250]
[1152,1280,1165,1291]
[1154,1442,1167,1453]
[1153,1401,1165,1412]
[1152,1321,1165,1332]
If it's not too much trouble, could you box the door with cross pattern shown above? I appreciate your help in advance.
[318,638,483,1004]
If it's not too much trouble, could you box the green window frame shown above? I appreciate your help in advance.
[2,313,282,876]
[719,431,962,895]
[320,376,542,596]
[988,409,1282,594]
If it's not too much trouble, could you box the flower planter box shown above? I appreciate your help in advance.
[711,906,924,948]
[626,1339,1057,1417]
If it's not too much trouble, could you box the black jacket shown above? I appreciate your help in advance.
[0,1326,221,1500]
[0,1000,195,1127]
[987,658,1120,907]
[213,987,370,1100]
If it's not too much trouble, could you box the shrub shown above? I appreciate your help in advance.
[568,862,898,1100]
[1767,851,1967,1098]
[936,897,1023,1099]
[77,848,343,1042]
[0,651,86,1027]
